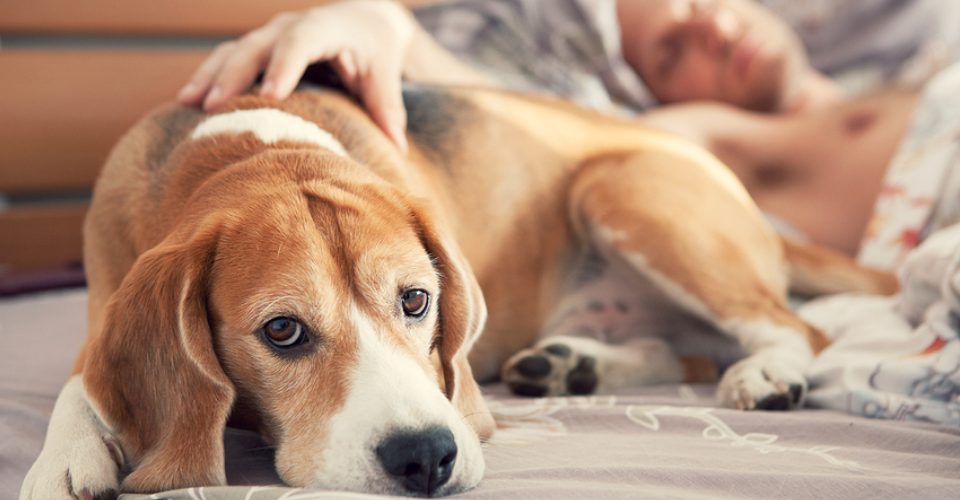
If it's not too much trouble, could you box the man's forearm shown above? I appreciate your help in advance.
[403,21,496,87]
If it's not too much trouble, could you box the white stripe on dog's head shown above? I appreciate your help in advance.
[191,108,348,157]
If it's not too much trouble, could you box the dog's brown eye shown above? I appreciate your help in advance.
[263,317,305,348]
[400,289,430,319]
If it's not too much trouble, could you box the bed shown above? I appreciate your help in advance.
[4,1,960,498]
[3,289,959,499]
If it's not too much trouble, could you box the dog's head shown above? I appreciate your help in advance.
[83,143,493,496]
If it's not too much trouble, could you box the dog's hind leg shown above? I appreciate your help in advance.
[556,151,829,410]
[501,244,719,397]
[502,335,718,397]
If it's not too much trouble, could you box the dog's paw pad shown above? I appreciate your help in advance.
[543,343,572,358]
[787,383,804,404]
[514,354,553,379]
[565,356,598,395]
[503,348,562,397]
[507,381,549,397]
[718,359,807,411]
[754,393,792,411]
[503,341,600,397]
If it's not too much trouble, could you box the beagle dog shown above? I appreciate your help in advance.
[21,85,895,499]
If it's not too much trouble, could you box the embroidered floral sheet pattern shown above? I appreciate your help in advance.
[857,62,960,270]
[130,386,959,499]
[3,290,960,499]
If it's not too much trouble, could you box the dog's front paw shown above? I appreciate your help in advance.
[717,357,806,410]
[22,376,126,500]
[502,339,599,397]
[20,434,123,500]
[20,434,122,500]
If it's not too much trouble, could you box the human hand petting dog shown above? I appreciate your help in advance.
[177,0,414,151]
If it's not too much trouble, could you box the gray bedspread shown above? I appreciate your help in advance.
[3,290,959,499]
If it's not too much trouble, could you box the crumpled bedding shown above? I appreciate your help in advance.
[800,62,960,426]
[802,223,960,425]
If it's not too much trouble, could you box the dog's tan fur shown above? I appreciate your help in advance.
[31,85,895,495]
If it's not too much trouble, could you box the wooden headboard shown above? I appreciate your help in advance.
[0,0,323,287]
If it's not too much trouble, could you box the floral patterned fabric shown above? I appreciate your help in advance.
[122,386,960,499]
[857,62,960,270]
[797,64,960,422]
[803,221,960,426]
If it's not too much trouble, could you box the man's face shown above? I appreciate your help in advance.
[622,0,810,111]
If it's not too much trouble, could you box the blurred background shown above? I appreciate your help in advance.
[0,0,957,295]
[0,0,324,294]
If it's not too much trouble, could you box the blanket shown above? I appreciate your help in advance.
[800,62,960,426]
[802,223,960,425]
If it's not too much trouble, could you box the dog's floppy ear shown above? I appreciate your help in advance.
[410,202,495,440]
[82,222,235,491]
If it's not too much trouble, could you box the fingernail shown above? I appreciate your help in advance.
[260,80,275,98]
[394,128,408,153]
[177,82,197,101]
[204,86,222,110]
[390,114,408,152]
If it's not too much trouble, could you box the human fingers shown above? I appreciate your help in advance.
[261,23,406,151]
[177,41,236,106]
[333,50,360,96]
[202,27,284,110]
[358,55,408,152]
[200,12,304,110]
[258,22,333,101]
[259,11,362,101]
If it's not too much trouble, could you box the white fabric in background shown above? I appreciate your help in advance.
[802,223,960,426]
[759,0,960,86]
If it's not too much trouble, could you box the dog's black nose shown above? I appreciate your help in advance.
[376,426,457,496]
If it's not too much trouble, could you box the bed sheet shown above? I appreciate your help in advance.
[2,290,959,500]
